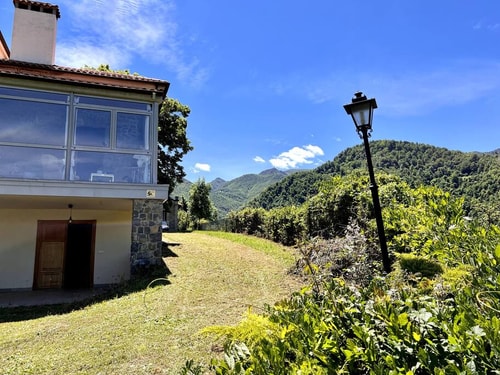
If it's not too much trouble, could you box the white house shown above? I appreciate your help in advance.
[0,0,170,290]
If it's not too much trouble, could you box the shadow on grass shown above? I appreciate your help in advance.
[0,245,179,323]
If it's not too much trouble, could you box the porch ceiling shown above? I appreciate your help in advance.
[0,179,169,205]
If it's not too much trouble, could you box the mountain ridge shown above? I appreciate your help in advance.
[172,168,299,217]
[173,141,500,220]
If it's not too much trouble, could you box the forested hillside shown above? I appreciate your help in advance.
[250,140,500,223]
[172,168,295,217]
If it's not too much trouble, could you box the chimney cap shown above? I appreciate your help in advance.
[13,0,60,19]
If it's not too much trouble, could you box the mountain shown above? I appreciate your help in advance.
[250,140,500,221]
[170,178,191,200]
[247,169,331,210]
[210,177,227,191]
[172,168,296,217]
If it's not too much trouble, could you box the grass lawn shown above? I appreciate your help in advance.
[0,231,302,374]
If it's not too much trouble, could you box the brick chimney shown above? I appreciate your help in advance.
[10,0,60,65]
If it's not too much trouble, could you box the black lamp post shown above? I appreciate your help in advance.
[343,91,391,273]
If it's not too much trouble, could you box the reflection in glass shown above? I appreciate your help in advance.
[116,113,149,150]
[74,108,111,147]
[76,96,151,111]
[70,151,151,184]
[0,145,65,180]
[0,86,69,102]
[0,98,68,145]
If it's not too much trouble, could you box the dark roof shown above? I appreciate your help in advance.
[0,59,170,97]
[13,0,61,19]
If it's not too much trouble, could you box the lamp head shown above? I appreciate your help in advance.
[343,91,377,135]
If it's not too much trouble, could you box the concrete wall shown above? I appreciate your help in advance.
[0,205,132,290]
[11,6,57,64]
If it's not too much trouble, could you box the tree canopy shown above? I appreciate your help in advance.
[189,179,214,227]
[157,97,193,194]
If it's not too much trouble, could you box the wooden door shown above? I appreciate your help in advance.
[33,221,67,289]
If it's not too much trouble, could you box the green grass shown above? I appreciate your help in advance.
[200,230,298,266]
[0,231,301,375]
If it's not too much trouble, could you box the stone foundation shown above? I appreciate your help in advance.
[130,199,163,275]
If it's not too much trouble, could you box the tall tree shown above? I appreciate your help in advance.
[189,179,213,228]
[157,98,194,194]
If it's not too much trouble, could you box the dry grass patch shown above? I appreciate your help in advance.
[0,231,302,374]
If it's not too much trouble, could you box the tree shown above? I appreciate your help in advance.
[189,179,213,228]
[179,196,188,212]
[157,98,194,194]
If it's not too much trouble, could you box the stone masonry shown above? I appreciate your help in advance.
[131,199,163,275]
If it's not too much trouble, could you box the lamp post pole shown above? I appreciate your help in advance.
[360,127,391,273]
[344,92,391,274]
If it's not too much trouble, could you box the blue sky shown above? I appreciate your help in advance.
[1,1,499,182]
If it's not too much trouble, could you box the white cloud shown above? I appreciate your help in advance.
[269,144,324,170]
[267,59,500,117]
[56,0,208,88]
[253,156,265,163]
[194,163,211,172]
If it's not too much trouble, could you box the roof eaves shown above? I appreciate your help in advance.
[0,59,170,97]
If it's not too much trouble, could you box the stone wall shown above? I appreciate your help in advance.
[164,196,179,232]
[130,199,163,275]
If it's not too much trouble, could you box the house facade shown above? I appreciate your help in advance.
[0,0,170,290]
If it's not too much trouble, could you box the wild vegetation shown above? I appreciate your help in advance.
[250,140,500,226]
[185,165,500,373]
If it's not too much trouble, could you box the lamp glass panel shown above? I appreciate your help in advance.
[351,102,372,128]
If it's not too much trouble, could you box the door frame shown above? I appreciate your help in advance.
[33,220,96,289]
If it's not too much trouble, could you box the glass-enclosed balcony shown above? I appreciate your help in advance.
[0,86,155,185]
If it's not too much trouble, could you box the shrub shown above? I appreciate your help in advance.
[227,208,267,236]
[291,220,383,287]
[397,253,443,279]
[177,210,191,231]
[203,278,500,374]
[264,206,306,246]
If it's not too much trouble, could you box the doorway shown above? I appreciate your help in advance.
[33,220,96,289]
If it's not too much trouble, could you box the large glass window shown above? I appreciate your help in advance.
[116,113,149,150]
[0,98,68,146]
[70,151,151,183]
[74,108,111,147]
[0,86,154,184]
[0,145,65,180]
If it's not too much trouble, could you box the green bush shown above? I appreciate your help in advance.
[227,208,267,236]
[264,206,306,246]
[202,278,500,374]
[177,210,191,231]
[397,253,443,278]
[291,220,383,287]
